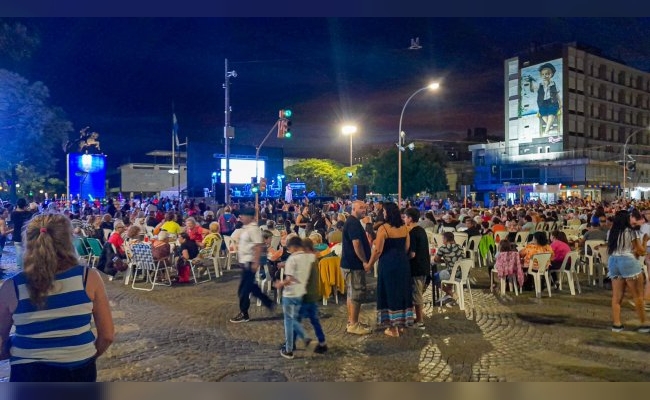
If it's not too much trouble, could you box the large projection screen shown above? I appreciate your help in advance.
[67,153,107,200]
[220,159,265,184]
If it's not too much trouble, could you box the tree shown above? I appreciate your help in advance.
[356,144,448,197]
[284,159,352,198]
[0,69,73,202]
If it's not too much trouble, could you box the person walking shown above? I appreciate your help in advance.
[10,198,33,269]
[298,237,328,354]
[0,213,114,381]
[341,200,372,335]
[607,210,649,333]
[229,208,275,323]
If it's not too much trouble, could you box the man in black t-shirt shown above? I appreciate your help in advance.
[404,207,430,329]
[10,198,33,269]
[341,200,372,335]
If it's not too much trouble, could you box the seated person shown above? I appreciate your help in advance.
[200,221,222,250]
[151,230,172,263]
[431,232,466,303]
[176,232,199,283]
[155,212,182,237]
[327,220,344,245]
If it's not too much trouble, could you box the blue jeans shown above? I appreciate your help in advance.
[299,301,325,344]
[14,242,24,269]
[282,296,306,352]
[10,357,97,382]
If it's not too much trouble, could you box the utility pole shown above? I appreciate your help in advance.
[254,119,281,219]
[223,59,237,205]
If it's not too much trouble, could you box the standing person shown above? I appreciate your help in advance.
[229,208,275,323]
[10,198,33,269]
[607,210,649,332]
[404,207,429,329]
[366,202,413,337]
[341,200,372,335]
[0,213,114,382]
[298,237,328,354]
[0,208,11,263]
[274,236,314,359]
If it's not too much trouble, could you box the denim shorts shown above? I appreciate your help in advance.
[607,255,643,279]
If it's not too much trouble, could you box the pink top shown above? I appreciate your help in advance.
[494,250,524,287]
[551,239,571,265]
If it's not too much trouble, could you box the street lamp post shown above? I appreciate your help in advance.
[397,82,440,206]
[622,127,649,200]
[341,125,357,167]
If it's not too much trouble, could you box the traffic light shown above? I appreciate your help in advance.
[259,177,267,192]
[627,160,637,172]
[251,185,259,193]
[277,109,292,138]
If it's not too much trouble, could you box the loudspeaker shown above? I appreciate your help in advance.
[353,185,367,200]
[214,182,225,205]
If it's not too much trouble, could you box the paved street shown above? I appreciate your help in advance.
[2,243,650,382]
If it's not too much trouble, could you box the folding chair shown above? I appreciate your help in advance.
[73,237,92,266]
[130,243,171,291]
[85,237,104,269]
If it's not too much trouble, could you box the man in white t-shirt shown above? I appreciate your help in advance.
[229,208,275,324]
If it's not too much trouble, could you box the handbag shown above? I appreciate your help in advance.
[112,256,128,272]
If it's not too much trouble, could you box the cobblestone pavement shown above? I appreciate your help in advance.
[2,243,650,382]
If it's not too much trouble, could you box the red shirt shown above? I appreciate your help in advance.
[187,225,204,242]
[108,232,125,255]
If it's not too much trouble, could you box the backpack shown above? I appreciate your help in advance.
[220,213,236,233]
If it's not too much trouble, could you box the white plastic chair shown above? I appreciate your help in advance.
[440,258,474,311]
[493,231,508,244]
[584,239,606,285]
[453,231,468,249]
[465,235,481,267]
[557,250,581,295]
[222,235,238,270]
[526,252,553,298]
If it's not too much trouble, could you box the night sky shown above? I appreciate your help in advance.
[5,18,650,171]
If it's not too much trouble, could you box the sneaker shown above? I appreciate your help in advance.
[638,326,650,333]
[346,322,372,335]
[314,344,328,354]
[279,343,295,352]
[280,347,294,359]
[229,313,250,323]
[414,321,425,329]
[611,324,624,332]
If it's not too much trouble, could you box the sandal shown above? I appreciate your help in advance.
[384,327,399,337]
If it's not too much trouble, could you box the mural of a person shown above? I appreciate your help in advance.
[529,63,562,136]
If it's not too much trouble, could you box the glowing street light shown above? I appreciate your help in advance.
[341,124,358,167]
[397,82,440,205]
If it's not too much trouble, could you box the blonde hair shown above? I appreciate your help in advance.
[209,221,220,233]
[308,232,323,244]
[23,213,80,309]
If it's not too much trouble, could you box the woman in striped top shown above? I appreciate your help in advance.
[0,213,114,382]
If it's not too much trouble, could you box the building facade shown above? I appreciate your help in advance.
[471,42,650,205]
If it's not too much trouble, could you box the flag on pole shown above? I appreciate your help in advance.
[172,112,180,148]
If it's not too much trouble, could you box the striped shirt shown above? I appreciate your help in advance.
[10,265,97,367]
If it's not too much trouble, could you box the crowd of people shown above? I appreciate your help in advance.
[4,193,650,378]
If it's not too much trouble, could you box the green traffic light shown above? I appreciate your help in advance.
[284,131,292,138]
[283,109,292,118]
[251,186,259,193]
